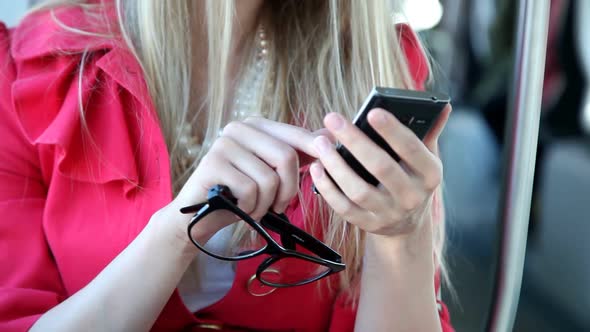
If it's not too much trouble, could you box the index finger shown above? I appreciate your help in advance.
[243,117,327,165]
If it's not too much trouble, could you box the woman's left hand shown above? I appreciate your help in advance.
[310,105,451,239]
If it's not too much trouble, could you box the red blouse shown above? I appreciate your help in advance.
[0,6,453,332]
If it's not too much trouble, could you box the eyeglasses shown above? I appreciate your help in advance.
[180,185,345,287]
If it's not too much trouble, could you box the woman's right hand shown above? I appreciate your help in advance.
[153,117,329,252]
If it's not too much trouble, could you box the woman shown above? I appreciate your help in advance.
[0,0,453,331]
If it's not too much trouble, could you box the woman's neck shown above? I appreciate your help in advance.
[190,0,265,119]
[191,1,265,76]
[233,0,266,53]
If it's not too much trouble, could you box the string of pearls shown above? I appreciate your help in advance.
[233,26,269,119]
[177,25,269,171]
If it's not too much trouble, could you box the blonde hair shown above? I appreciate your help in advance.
[33,0,446,295]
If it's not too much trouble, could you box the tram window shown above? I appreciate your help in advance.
[427,0,590,331]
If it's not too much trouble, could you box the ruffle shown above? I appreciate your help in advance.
[8,6,156,194]
[397,23,430,90]
[11,4,117,61]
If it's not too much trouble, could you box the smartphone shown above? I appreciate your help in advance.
[313,87,450,193]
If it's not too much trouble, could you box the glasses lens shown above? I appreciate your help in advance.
[259,256,331,287]
[191,209,266,260]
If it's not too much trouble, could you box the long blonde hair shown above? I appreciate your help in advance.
[34,0,446,293]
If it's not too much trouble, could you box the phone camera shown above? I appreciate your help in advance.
[430,96,438,101]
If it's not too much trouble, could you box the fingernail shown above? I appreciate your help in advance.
[310,162,324,179]
[326,113,344,130]
[314,136,332,154]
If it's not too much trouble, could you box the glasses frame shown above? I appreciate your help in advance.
[180,185,346,287]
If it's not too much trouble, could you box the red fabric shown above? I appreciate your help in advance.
[0,7,451,332]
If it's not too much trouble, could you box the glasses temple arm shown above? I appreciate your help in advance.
[261,212,342,262]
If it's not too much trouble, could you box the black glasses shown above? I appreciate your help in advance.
[180,185,345,287]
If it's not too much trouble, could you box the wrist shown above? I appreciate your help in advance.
[356,217,440,332]
[148,205,201,261]
[363,216,435,271]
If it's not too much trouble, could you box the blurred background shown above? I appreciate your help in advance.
[417,0,590,331]
[2,0,588,331]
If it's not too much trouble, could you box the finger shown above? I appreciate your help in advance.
[312,128,336,143]
[309,161,370,225]
[215,136,283,220]
[195,152,259,216]
[292,128,336,165]
[183,156,259,238]
[313,135,388,213]
[222,121,298,213]
[366,109,442,189]
[322,112,415,198]
[423,104,452,152]
[243,117,322,164]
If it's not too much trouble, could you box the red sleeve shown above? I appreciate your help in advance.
[327,24,453,332]
[0,23,66,331]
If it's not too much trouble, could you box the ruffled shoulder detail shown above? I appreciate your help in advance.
[11,4,116,61]
[7,7,159,194]
[0,23,15,114]
[396,23,430,90]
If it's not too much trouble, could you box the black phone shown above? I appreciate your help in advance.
[313,87,450,193]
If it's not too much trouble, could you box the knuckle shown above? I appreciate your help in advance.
[242,116,262,125]
[240,181,258,213]
[389,210,403,222]
[371,224,386,234]
[276,188,296,210]
[338,201,356,216]
[242,179,258,198]
[425,171,442,190]
[364,218,386,234]
[349,188,372,206]
[372,159,396,178]
[277,148,298,168]
[250,207,266,221]
[201,149,225,169]
[198,151,215,166]
[424,160,443,190]
[333,200,348,215]
[211,136,232,151]
[261,172,280,191]
[400,192,423,211]
[222,121,244,136]
[402,139,422,155]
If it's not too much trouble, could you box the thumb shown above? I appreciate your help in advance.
[423,104,452,152]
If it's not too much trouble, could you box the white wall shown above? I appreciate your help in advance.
[0,2,28,27]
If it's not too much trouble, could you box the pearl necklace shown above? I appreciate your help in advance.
[177,25,269,170]
[233,26,269,119]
